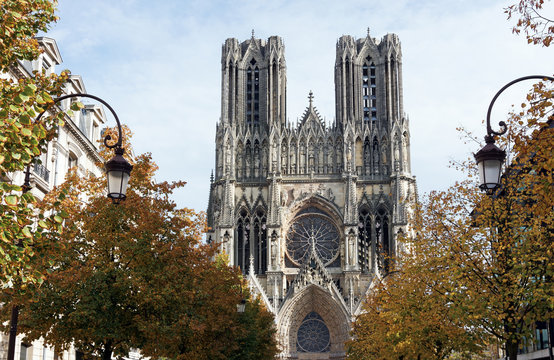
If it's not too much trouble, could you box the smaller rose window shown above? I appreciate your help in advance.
[296,311,330,353]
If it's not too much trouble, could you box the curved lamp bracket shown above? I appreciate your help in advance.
[485,75,554,141]
[35,93,124,150]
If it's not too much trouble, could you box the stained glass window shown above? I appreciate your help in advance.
[297,312,330,353]
[286,210,340,266]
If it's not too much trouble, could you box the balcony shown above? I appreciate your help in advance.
[33,162,50,183]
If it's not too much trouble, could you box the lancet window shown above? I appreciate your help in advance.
[236,209,250,273]
[246,59,260,127]
[362,56,377,123]
[252,209,267,274]
[358,206,391,274]
[235,208,267,275]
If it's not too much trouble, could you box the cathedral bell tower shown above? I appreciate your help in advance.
[207,31,417,360]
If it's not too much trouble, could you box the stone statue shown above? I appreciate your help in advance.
[348,233,356,266]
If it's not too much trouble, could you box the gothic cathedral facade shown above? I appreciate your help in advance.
[206,31,417,359]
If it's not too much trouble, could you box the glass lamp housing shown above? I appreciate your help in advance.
[474,140,506,191]
[105,148,133,203]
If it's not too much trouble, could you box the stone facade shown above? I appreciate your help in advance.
[206,31,417,359]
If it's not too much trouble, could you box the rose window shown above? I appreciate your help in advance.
[286,209,340,266]
[296,312,330,353]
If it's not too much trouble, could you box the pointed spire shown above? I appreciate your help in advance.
[367,27,370,37]
[210,170,214,183]
[251,29,255,39]
[308,90,314,108]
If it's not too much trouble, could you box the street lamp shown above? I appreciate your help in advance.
[474,75,554,193]
[36,93,133,202]
[237,298,247,313]
[7,93,131,360]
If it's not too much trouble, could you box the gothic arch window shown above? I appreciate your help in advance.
[286,207,340,267]
[362,56,377,123]
[246,60,260,127]
[296,312,331,353]
[253,209,267,274]
[358,207,372,272]
[227,61,234,124]
[376,207,390,273]
[236,209,250,274]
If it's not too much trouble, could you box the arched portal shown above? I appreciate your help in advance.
[277,284,350,358]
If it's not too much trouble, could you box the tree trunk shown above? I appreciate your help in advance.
[506,339,518,360]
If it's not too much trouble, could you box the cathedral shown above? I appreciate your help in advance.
[206,31,417,359]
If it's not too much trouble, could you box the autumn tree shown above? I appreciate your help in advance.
[0,0,73,285]
[348,243,482,359]
[506,0,554,46]
[1,135,278,360]
[407,79,552,360]
[228,296,278,360]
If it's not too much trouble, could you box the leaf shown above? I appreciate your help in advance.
[22,227,32,238]
[70,101,84,111]
[53,215,63,224]
[5,195,18,206]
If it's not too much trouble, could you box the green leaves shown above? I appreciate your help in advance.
[5,195,19,206]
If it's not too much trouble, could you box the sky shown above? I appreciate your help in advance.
[46,0,553,213]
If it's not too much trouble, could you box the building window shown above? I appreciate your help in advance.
[286,208,340,267]
[297,312,330,353]
[68,152,78,170]
[362,56,377,123]
[253,209,267,274]
[245,60,260,127]
[20,344,31,360]
[236,209,250,274]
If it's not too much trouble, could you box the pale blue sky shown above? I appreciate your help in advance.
[47,0,553,212]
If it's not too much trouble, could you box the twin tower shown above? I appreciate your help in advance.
[207,31,416,359]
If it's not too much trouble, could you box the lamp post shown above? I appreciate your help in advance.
[6,93,131,360]
[474,75,554,193]
[474,75,554,360]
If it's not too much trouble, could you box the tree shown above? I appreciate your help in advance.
[348,245,482,359]
[1,135,278,360]
[137,251,278,360]
[229,296,278,360]
[409,80,552,360]
[506,0,554,46]
[0,0,72,285]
